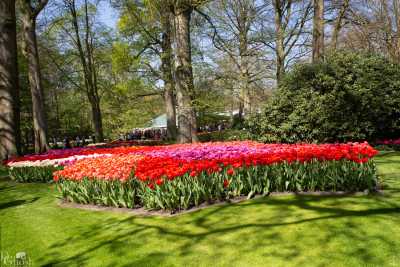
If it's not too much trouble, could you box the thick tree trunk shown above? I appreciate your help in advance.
[22,16,49,153]
[312,0,324,62]
[0,0,19,160]
[161,13,177,140]
[174,5,198,143]
[274,0,285,85]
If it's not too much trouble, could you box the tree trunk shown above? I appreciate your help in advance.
[174,5,198,143]
[161,12,177,140]
[274,0,285,84]
[239,67,251,117]
[238,3,251,118]
[394,0,400,62]
[382,0,395,59]
[89,96,103,142]
[330,0,349,51]
[239,46,251,117]
[0,0,19,160]
[164,79,177,140]
[68,0,104,142]
[22,15,48,153]
[312,0,324,62]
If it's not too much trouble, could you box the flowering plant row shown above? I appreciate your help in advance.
[5,141,378,210]
[5,146,150,167]
[53,142,378,211]
[6,141,376,167]
[58,159,377,211]
[53,142,377,182]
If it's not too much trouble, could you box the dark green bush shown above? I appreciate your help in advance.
[248,52,400,143]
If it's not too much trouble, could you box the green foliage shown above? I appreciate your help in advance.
[51,91,93,137]
[197,129,250,142]
[9,166,63,183]
[58,178,140,208]
[248,52,400,143]
[101,79,163,138]
[58,159,377,211]
[111,42,135,74]
[197,112,229,127]
[102,12,165,138]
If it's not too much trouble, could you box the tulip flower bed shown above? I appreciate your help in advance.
[4,141,378,210]
[50,141,378,211]
[4,146,154,182]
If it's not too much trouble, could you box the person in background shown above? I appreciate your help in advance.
[82,137,86,147]
[64,137,71,149]
[52,137,58,149]
[75,136,81,147]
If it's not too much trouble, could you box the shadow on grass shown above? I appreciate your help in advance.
[0,197,40,210]
[0,167,8,178]
[37,192,400,266]
[24,152,400,266]
[0,185,15,193]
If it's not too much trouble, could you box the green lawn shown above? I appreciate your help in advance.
[1,153,400,267]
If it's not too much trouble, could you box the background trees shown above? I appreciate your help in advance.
[115,0,178,140]
[201,0,266,119]
[62,0,106,142]
[1,0,400,154]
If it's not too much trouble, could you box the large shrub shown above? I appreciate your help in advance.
[248,52,400,143]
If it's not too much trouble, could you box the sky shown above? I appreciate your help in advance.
[97,1,118,29]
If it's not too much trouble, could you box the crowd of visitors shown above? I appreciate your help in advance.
[198,123,228,133]
[48,123,229,149]
[49,136,97,149]
[120,128,168,141]
[119,124,229,141]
